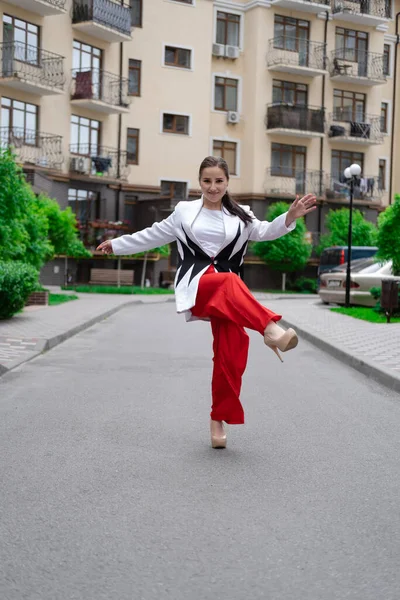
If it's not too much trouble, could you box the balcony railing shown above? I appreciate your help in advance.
[0,127,63,170]
[70,144,129,180]
[330,49,386,84]
[72,0,132,37]
[71,68,129,110]
[271,0,330,10]
[6,0,66,16]
[266,103,325,134]
[332,0,391,20]
[265,168,326,197]
[326,175,383,202]
[0,42,65,92]
[328,110,383,144]
[267,38,327,73]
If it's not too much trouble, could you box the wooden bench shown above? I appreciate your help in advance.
[89,268,134,286]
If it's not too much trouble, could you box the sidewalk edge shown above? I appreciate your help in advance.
[280,318,400,395]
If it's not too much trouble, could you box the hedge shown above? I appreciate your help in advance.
[0,261,38,319]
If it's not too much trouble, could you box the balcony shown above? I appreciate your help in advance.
[269,0,331,14]
[0,42,65,95]
[267,38,327,77]
[325,174,383,203]
[266,103,325,138]
[265,168,326,197]
[332,0,391,27]
[327,110,383,145]
[330,49,386,85]
[72,0,132,43]
[0,127,63,171]
[3,0,66,16]
[71,69,130,115]
[69,145,130,181]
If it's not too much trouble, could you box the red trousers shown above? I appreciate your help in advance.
[191,267,281,425]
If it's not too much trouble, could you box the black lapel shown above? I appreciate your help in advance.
[176,225,211,286]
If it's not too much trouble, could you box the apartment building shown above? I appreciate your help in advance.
[0,0,398,286]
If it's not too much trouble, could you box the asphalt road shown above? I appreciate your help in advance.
[1,301,400,600]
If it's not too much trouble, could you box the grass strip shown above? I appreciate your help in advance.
[331,306,400,324]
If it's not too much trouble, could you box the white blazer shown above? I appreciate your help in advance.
[111,197,295,319]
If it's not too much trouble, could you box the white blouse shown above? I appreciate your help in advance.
[192,207,225,257]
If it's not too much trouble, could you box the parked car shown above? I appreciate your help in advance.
[318,246,378,278]
[318,257,397,307]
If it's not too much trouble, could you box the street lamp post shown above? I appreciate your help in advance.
[343,163,362,308]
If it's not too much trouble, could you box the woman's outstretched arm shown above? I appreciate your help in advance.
[97,205,179,256]
[247,194,316,241]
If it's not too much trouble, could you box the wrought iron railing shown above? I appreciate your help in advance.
[72,0,132,36]
[266,103,325,134]
[326,174,383,202]
[0,42,65,90]
[330,48,386,82]
[71,68,129,108]
[328,110,383,143]
[267,38,327,71]
[286,0,330,4]
[69,144,129,180]
[265,168,326,197]
[0,127,63,170]
[40,0,66,7]
[332,0,391,19]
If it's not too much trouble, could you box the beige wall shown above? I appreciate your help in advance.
[0,0,398,207]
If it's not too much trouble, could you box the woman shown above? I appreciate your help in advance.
[97,156,316,449]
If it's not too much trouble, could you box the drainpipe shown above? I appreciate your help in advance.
[389,12,400,206]
[115,40,123,222]
[318,10,329,234]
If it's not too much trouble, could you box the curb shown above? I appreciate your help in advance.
[280,317,400,395]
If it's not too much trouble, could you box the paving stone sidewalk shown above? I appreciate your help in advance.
[255,294,400,394]
[1,289,399,394]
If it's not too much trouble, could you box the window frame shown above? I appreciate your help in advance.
[378,158,387,191]
[127,127,139,165]
[128,58,141,96]
[333,89,366,122]
[131,0,143,27]
[212,138,238,176]
[70,114,101,156]
[3,14,40,64]
[162,113,190,135]
[163,45,192,70]
[1,96,39,145]
[335,27,368,63]
[380,102,389,134]
[214,75,239,112]
[331,149,364,181]
[216,11,241,47]
[272,80,308,106]
[271,142,307,178]
[273,15,310,51]
[383,43,391,76]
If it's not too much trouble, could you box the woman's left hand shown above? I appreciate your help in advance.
[285,194,317,227]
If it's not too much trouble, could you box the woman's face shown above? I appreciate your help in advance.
[199,166,229,206]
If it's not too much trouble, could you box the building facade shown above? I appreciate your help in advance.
[0,0,398,286]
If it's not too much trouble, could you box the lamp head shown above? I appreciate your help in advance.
[350,163,361,177]
[344,167,351,179]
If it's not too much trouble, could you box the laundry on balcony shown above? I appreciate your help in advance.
[72,70,92,99]
[91,156,112,173]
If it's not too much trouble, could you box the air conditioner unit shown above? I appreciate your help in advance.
[212,43,225,57]
[70,156,91,174]
[225,45,240,59]
[227,111,240,124]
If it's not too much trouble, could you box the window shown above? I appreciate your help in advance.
[131,0,142,27]
[70,115,100,155]
[271,143,306,177]
[128,59,141,95]
[3,15,39,64]
[379,159,387,190]
[161,181,187,202]
[273,80,307,105]
[127,128,139,164]
[73,40,101,71]
[164,46,191,69]
[72,41,102,99]
[1,97,38,145]
[274,15,309,50]
[213,140,237,175]
[163,113,189,134]
[333,89,366,121]
[68,189,98,225]
[383,44,391,76]
[335,27,368,62]
[331,150,364,182]
[214,77,238,111]
[216,12,240,47]
[381,103,388,133]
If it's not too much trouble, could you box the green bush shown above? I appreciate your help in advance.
[288,276,318,294]
[0,261,38,319]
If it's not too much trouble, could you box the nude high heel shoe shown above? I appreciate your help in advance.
[264,321,298,363]
[210,419,227,449]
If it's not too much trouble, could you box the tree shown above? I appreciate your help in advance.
[317,207,378,256]
[376,194,400,275]
[251,202,312,290]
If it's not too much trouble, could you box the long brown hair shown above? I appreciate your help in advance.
[198,156,253,225]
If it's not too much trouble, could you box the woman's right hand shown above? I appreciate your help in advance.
[96,240,114,255]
